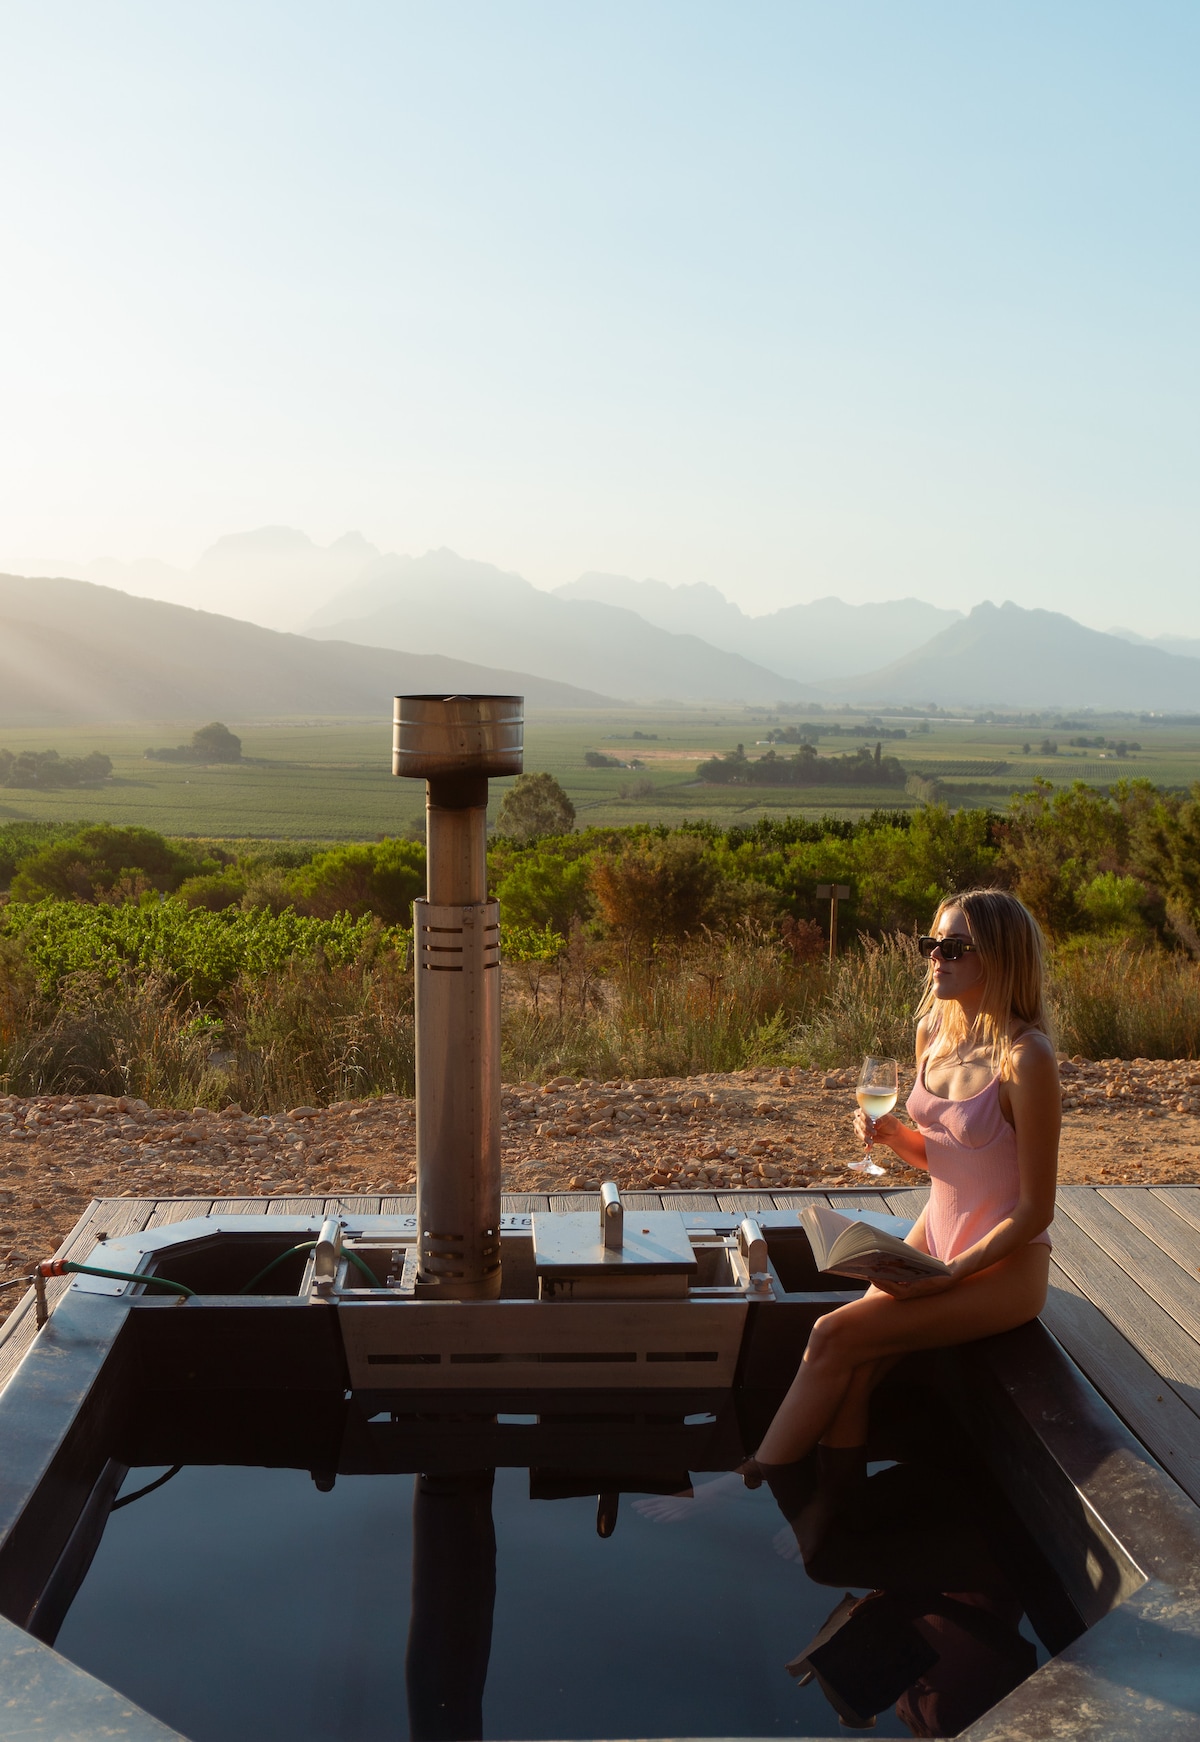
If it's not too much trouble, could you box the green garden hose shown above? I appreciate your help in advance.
[239,1240,381,1294]
[38,1259,195,1300]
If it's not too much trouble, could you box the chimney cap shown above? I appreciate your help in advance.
[393,694,524,781]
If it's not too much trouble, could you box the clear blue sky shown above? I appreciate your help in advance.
[2,1,1197,630]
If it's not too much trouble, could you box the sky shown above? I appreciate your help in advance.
[1,1,1198,632]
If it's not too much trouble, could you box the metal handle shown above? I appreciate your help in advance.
[600,1181,623,1250]
[737,1218,769,1285]
[313,1218,344,1289]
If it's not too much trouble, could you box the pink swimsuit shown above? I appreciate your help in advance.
[905,1060,1053,1262]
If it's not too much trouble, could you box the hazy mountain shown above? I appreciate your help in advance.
[827,601,1200,710]
[0,574,615,727]
[306,549,811,703]
[556,572,962,680]
[1110,626,1200,661]
[83,528,381,631]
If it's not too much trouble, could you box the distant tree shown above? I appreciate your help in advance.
[584,750,622,768]
[495,773,576,842]
[0,748,111,788]
[192,722,242,762]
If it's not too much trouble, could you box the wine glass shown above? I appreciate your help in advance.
[851,1056,898,1176]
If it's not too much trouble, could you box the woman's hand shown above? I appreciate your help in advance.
[854,1108,899,1150]
[871,1268,959,1301]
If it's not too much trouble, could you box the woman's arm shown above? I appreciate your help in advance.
[945,1032,1060,1281]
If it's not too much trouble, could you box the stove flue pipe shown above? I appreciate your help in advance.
[394,696,523,1298]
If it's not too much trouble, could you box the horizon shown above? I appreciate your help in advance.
[3,3,1199,634]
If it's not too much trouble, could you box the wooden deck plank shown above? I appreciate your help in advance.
[824,1190,891,1213]
[1041,1263,1200,1507]
[884,1186,928,1218]
[322,1195,382,1216]
[549,1194,599,1212]
[621,1193,664,1211]
[658,1192,719,1211]
[716,1191,775,1211]
[1058,1188,1200,1346]
[380,1195,418,1214]
[267,1197,325,1216]
[499,1194,546,1213]
[145,1198,214,1229]
[1100,1187,1200,1274]
[1150,1186,1200,1239]
[211,1198,271,1215]
[1047,1210,1200,1416]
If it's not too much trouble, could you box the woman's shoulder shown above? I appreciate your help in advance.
[1007,1026,1059,1080]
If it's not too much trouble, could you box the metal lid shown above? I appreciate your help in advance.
[393,694,524,780]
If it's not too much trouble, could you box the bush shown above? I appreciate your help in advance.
[590,835,721,945]
[495,850,593,936]
[9,825,207,903]
[0,821,88,890]
[286,839,425,924]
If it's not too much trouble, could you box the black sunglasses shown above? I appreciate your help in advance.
[917,934,976,961]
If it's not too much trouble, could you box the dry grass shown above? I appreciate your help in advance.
[5,924,1200,1108]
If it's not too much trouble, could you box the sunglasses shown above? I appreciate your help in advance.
[917,934,976,961]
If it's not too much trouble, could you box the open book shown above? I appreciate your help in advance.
[800,1204,950,1285]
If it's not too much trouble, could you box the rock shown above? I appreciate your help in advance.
[287,1107,319,1120]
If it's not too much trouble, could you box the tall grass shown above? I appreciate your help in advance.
[1051,940,1200,1059]
[5,923,1200,1107]
[795,937,922,1069]
[0,948,414,1109]
[502,925,823,1081]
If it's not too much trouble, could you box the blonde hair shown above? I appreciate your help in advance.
[916,888,1052,1079]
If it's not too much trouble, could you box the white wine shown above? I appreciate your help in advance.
[856,1089,898,1119]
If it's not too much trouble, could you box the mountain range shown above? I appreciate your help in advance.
[305,549,809,704]
[6,528,1200,717]
[555,573,960,681]
[836,602,1200,711]
[0,574,613,726]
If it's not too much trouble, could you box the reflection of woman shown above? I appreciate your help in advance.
[744,888,1058,1481]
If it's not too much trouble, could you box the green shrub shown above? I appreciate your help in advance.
[495,850,593,935]
[286,838,425,923]
[9,824,207,903]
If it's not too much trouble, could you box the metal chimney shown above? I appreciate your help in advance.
[394,695,523,1298]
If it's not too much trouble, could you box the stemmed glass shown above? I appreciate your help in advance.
[851,1056,899,1176]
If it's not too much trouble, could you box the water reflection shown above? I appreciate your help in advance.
[770,1453,1039,1736]
[51,1387,1071,1742]
[407,1471,497,1742]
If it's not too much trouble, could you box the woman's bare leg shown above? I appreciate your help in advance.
[755,1246,1050,1466]
[820,1355,899,1448]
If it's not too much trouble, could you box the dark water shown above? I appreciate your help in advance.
[57,1463,875,1740]
[53,1386,1065,1742]
[54,1445,1057,1742]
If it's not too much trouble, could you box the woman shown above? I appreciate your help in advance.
[743,887,1059,1484]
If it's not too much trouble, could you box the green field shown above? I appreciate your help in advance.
[1,708,1199,841]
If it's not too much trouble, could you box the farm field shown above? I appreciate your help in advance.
[1,708,1200,840]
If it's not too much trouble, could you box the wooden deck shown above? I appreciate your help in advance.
[3,1184,1200,1508]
